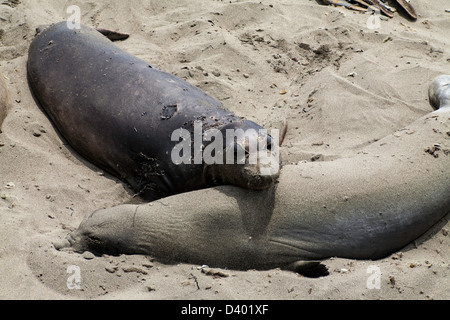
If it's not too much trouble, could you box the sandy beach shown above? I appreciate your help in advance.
[0,0,449,300]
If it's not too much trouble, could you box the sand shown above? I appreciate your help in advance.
[0,0,449,300]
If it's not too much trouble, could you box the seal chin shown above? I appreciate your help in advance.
[206,158,280,190]
[238,163,279,190]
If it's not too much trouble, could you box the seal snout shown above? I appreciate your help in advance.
[220,124,280,189]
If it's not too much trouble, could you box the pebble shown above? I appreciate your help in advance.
[53,239,70,250]
[105,266,118,274]
[5,182,15,189]
[122,266,148,275]
[32,126,46,137]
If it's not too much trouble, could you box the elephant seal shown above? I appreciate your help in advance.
[27,22,278,200]
[0,74,7,131]
[65,76,450,272]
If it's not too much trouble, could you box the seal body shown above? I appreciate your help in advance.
[27,22,277,200]
[66,76,450,271]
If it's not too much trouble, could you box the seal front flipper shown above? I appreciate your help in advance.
[95,28,130,41]
[34,24,129,41]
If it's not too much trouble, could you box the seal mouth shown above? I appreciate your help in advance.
[241,163,279,189]
[205,141,280,190]
[206,163,278,191]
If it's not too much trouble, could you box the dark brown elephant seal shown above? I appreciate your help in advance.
[0,74,7,131]
[27,22,278,200]
[64,76,450,272]
[429,75,450,111]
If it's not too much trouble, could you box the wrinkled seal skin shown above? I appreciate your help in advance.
[27,22,277,200]
[0,74,7,131]
[66,76,450,272]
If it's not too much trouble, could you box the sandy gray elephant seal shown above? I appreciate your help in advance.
[64,76,450,272]
[27,22,278,200]
[0,74,7,131]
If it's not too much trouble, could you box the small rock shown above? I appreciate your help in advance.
[201,267,229,278]
[105,266,118,273]
[122,266,148,275]
[5,182,15,189]
[53,239,70,250]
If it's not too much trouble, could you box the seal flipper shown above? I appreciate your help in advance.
[34,24,129,42]
[96,28,129,41]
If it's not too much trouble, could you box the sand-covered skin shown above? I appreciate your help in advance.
[0,0,449,299]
